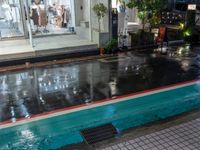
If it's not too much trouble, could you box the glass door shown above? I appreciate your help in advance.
[0,0,24,39]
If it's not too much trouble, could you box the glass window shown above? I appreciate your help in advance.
[0,0,24,39]
[29,0,74,36]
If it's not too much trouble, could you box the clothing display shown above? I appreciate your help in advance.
[2,3,12,21]
[31,4,48,27]
[29,0,73,35]
[39,7,48,26]
[11,5,20,23]
[48,4,71,28]
[0,0,24,38]
[31,8,39,25]
[62,8,71,27]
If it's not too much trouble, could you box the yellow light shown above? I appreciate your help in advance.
[184,31,191,36]
[179,23,184,30]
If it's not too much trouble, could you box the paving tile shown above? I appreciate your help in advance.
[126,145,134,150]
[100,118,200,150]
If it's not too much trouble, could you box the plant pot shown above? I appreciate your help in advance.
[130,31,155,47]
[105,47,120,54]
[92,30,109,47]
[99,48,105,56]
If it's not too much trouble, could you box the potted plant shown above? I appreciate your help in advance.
[127,0,167,46]
[179,22,199,44]
[179,10,199,44]
[93,3,107,32]
[93,3,109,48]
[104,38,119,54]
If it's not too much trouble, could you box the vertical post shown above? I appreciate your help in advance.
[89,0,93,41]
[24,0,34,48]
[19,0,28,37]
[109,0,113,40]
[70,0,76,31]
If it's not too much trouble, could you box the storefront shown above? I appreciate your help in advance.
[0,0,25,39]
[0,0,111,52]
[0,0,75,40]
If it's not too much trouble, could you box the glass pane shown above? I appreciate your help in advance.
[29,0,74,36]
[0,0,24,39]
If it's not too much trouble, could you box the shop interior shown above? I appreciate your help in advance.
[0,0,24,39]
[29,0,74,36]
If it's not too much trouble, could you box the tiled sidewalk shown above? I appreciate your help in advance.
[100,118,200,150]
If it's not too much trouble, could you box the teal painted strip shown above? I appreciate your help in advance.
[0,84,200,149]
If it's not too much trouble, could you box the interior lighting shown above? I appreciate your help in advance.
[21,130,35,140]
[112,0,117,8]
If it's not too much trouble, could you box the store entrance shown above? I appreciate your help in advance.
[0,0,24,39]
[29,0,74,36]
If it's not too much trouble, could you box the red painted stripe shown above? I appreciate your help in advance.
[0,78,200,126]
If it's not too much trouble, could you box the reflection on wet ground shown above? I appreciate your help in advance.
[0,44,200,123]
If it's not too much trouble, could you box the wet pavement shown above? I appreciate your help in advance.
[0,44,200,123]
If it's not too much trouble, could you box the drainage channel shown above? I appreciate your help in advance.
[81,124,118,145]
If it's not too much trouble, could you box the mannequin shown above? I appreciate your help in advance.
[30,0,48,33]
[55,5,64,28]
[30,2,40,33]
[38,1,48,32]
[63,7,71,28]
[34,0,41,5]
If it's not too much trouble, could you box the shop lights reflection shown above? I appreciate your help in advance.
[20,104,30,118]
[177,45,190,55]
[181,60,191,71]
[21,130,35,140]
[10,106,16,122]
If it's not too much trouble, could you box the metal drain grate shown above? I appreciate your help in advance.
[80,124,118,145]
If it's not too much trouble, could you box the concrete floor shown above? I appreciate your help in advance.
[0,34,97,61]
[33,34,97,56]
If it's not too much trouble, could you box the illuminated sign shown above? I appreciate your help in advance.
[188,4,196,10]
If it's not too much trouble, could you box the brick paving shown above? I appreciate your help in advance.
[100,118,200,150]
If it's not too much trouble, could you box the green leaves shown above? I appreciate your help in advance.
[127,0,166,13]
[93,3,108,32]
[93,3,108,19]
[126,0,167,29]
